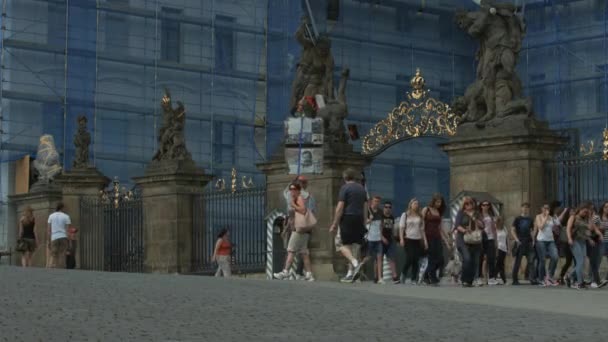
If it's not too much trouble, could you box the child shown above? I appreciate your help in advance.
[495,222,508,285]
[66,227,78,269]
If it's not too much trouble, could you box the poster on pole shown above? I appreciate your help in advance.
[284,117,323,146]
[285,147,323,174]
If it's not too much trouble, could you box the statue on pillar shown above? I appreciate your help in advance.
[453,0,532,127]
[289,15,334,115]
[72,115,91,169]
[152,89,193,162]
[316,68,350,144]
[32,134,62,185]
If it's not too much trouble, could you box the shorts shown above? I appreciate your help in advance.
[287,232,310,255]
[339,215,365,246]
[368,240,382,257]
[20,238,36,253]
[50,238,68,257]
[382,241,396,260]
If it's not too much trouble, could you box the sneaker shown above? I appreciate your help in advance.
[488,278,498,286]
[574,283,585,290]
[474,279,484,287]
[511,281,521,286]
[340,275,354,283]
[590,282,598,289]
[273,270,289,280]
[599,280,608,288]
[294,274,305,281]
[305,272,315,282]
[392,277,400,285]
[546,278,559,287]
[565,276,571,288]
[377,279,386,285]
[351,261,363,281]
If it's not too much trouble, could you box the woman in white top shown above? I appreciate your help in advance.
[495,221,508,285]
[399,198,428,284]
[534,203,559,286]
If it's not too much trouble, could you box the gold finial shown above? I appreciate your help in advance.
[215,178,226,192]
[409,68,427,100]
[231,168,237,193]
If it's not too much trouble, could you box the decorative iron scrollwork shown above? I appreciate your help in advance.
[362,68,460,157]
[99,177,136,208]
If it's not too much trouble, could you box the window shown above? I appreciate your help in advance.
[161,7,182,62]
[215,15,235,71]
[395,6,409,32]
[395,74,408,103]
[47,2,66,46]
[213,122,235,165]
[105,0,128,54]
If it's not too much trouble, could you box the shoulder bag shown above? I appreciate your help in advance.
[463,214,482,245]
[294,209,317,233]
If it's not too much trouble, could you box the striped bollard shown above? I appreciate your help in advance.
[383,255,392,283]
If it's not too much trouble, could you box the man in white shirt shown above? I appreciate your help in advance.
[47,202,72,268]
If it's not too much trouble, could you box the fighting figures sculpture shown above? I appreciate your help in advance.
[289,15,334,115]
[152,89,193,162]
[33,134,62,185]
[453,0,532,127]
[72,115,91,169]
[288,15,350,145]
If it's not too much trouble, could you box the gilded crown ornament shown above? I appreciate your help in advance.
[362,68,460,157]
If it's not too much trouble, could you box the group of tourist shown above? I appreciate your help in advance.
[270,168,608,289]
[17,202,77,269]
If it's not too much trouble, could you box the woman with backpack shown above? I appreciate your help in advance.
[399,198,428,284]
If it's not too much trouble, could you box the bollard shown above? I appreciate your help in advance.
[382,255,392,283]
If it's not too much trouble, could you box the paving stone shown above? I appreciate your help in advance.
[0,267,607,341]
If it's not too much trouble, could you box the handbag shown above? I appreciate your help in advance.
[294,210,317,233]
[16,238,27,252]
[463,215,482,245]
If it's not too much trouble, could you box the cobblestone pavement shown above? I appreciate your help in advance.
[1,267,607,342]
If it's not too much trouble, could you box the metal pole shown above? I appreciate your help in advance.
[303,0,319,38]
[94,0,100,166]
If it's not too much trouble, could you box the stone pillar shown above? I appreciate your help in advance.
[9,187,63,267]
[54,168,110,268]
[440,117,566,276]
[133,160,212,274]
[441,117,566,221]
[258,143,369,281]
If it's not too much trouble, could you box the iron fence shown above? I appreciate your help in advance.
[80,197,144,273]
[192,188,266,274]
[544,154,608,207]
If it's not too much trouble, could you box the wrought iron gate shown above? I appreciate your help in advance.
[544,154,608,207]
[80,197,144,272]
[192,188,266,274]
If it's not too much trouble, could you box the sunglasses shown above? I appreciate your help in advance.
[384,206,392,209]
[289,187,297,191]
[481,203,490,207]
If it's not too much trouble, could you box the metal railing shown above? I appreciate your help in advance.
[80,197,144,273]
[544,154,608,207]
[192,187,266,274]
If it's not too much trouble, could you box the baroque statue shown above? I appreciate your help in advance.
[316,68,350,144]
[72,115,91,169]
[453,0,532,127]
[288,15,350,145]
[152,89,192,162]
[289,15,334,115]
[33,134,62,185]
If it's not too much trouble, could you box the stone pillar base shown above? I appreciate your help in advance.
[54,167,110,269]
[441,116,566,278]
[258,142,370,281]
[133,160,211,274]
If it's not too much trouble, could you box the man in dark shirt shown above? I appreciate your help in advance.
[510,202,537,285]
[381,201,399,283]
[330,168,367,283]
